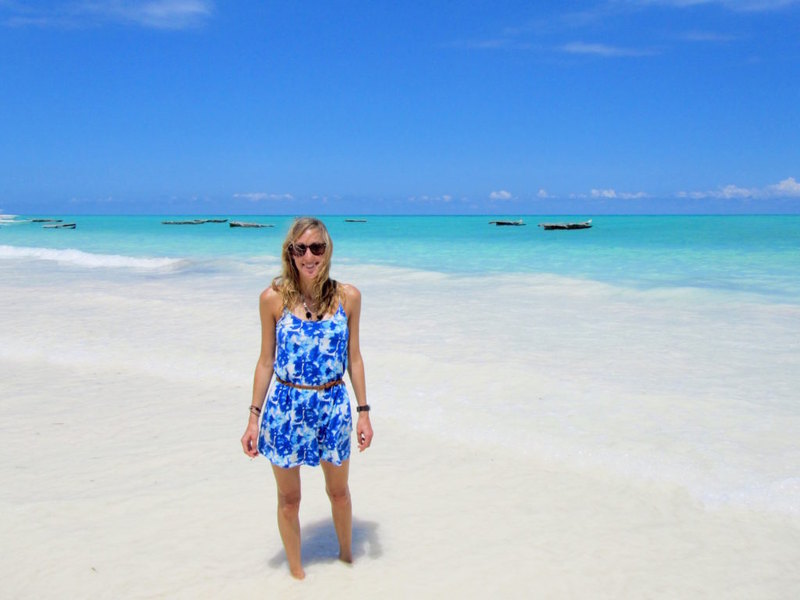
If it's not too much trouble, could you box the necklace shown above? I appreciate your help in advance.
[302,297,324,321]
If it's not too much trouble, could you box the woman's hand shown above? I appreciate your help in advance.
[356,414,373,452]
[241,422,260,457]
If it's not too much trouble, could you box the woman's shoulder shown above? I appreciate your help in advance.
[338,282,361,315]
[260,285,281,301]
[338,282,361,301]
[259,286,284,316]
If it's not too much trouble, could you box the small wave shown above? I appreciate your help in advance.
[0,245,188,271]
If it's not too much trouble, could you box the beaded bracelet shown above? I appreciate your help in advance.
[249,405,262,417]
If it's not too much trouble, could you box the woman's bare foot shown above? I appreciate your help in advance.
[290,566,306,580]
[338,550,353,564]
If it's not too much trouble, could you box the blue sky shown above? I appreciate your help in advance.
[1,0,799,215]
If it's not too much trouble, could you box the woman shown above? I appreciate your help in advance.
[240,217,373,580]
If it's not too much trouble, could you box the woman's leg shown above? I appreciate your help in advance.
[320,459,352,562]
[271,464,305,579]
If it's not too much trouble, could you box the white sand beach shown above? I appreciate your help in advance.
[2,259,799,599]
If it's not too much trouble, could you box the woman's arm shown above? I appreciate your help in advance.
[344,284,373,452]
[241,287,280,457]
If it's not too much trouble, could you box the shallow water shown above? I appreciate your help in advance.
[3,214,800,300]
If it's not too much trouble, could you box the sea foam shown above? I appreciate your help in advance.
[0,245,187,271]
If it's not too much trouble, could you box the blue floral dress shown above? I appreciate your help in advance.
[258,304,352,467]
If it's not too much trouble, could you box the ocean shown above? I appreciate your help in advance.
[2,213,799,518]
[3,214,800,301]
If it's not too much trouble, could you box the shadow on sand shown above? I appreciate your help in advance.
[268,517,382,569]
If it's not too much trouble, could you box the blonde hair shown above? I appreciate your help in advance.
[272,217,340,315]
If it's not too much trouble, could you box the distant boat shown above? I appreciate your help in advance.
[204,219,228,223]
[489,219,526,226]
[538,220,592,230]
[32,218,63,223]
[43,223,76,229]
[229,221,274,228]
[345,219,367,223]
[162,219,206,225]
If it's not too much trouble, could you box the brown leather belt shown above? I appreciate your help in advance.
[275,376,344,391]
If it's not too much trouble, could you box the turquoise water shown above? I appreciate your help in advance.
[2,214,800,301]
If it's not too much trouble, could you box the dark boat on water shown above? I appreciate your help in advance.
[32,219,63,223]
[229,221,273,228]
[43,223,76,229]
[489,219,526,226]
[162,218,229,225]
[538,220,592,230]
[345,219,367,223]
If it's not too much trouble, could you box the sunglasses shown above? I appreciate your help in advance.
[289,242,327,257]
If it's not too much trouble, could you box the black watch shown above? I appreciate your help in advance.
[356,404,370,413]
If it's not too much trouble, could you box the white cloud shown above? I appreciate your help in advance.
[449,1,795,57]
[489,190,513,200]
[767,176,800,196]
[406,194,455,203]
[2,0,214,29]
[680,30,739,42]
[67,195,118,205]
[87,0,213,29]
[718,184,754,198]
[625,0,800,11]
[561,42,656,57]
[537,189,549,198]
[446,38,515,50]
[234,192,293,202]
[677,177,800,199]
[591,188,648,199]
